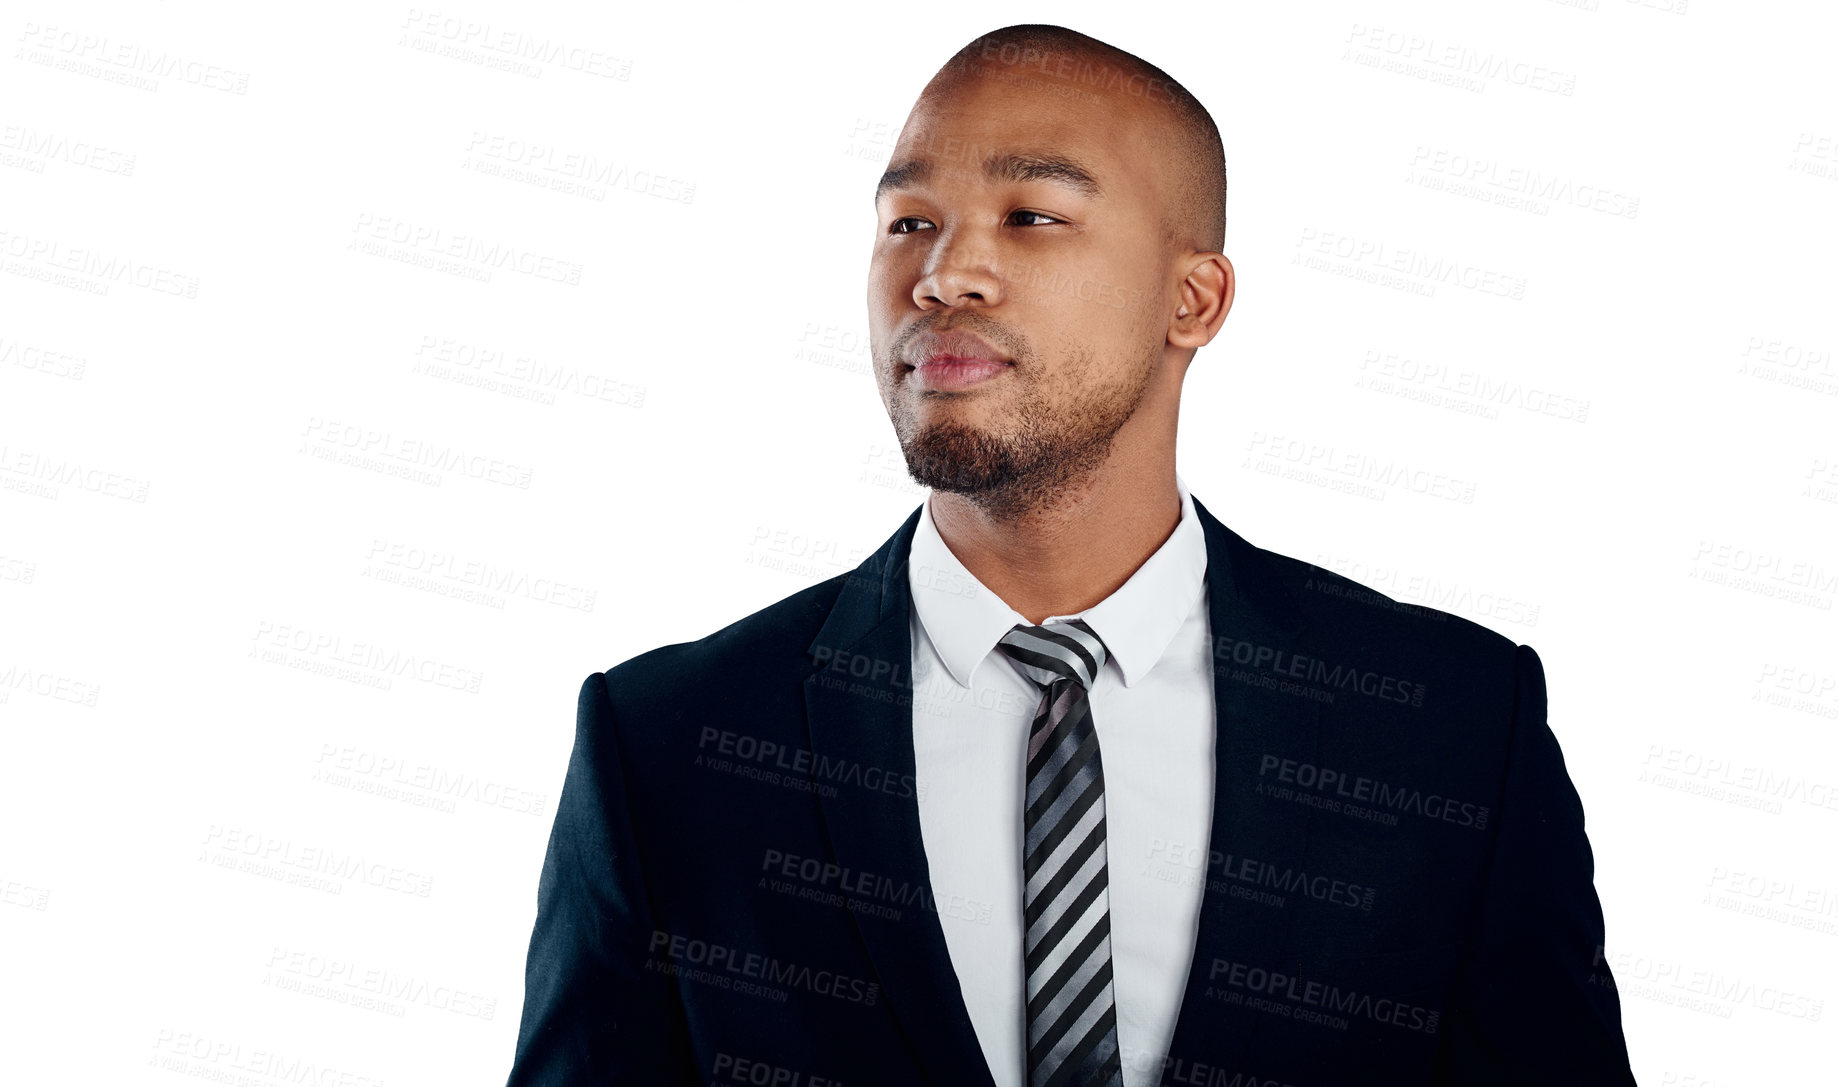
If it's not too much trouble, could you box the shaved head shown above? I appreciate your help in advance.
[928,24,1227,254]
[867,21,1237,533]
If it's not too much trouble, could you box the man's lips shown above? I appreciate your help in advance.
[912,357,1010,391]
[904,329,1012,391]
[906,329,1010,368]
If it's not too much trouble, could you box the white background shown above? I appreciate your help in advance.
[3,1,1835,1083]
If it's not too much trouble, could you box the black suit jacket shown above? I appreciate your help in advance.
[505,497,1636,1085]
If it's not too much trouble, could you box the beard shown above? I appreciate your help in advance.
[889,341,1158,522]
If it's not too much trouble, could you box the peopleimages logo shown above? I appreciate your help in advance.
[696,725,925,802]
[1259,755,1490,830]
[647,930,880,1007]
[1147,840,1376,911]
[1207,956,1440,1034]
[1208,634,1427,707]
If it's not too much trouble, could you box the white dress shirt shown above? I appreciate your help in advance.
[907,473,1216,1087]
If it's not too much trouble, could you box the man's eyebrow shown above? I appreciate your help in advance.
[876,159,932,203]
[875,152,1105,203]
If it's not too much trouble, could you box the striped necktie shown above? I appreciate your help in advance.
[995,618,1123,1087]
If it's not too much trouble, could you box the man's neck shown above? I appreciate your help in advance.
[928,462,1181,626]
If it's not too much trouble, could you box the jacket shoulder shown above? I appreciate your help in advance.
[597,571,851,710]
[1269,546,1514,645]
[1248,542,1523,704]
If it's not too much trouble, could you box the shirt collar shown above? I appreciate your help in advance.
[908,473,1208,690]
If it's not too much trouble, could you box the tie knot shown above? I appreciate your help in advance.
[995,619,1107,691]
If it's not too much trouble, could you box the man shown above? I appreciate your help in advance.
[506,24,1637,1087]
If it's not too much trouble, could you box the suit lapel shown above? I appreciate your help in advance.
[801,496,1320,1082]
[1160,496,1322,1073]
[803,505,998,1087]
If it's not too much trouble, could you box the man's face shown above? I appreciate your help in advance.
[867,62,1178,516]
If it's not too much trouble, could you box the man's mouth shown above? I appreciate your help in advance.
[912,357,1011,391]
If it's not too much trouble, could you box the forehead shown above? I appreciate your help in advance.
[883,65,1164,203]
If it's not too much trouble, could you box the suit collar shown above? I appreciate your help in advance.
[803,501,992,1085]
[1162,494,1319,1071]
[908,473,1209,690]
[803,492,1318,1082]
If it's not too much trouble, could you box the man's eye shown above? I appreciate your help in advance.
[887,211,1062,234]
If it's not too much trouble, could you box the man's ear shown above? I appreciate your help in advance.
[1169,253,1234,350]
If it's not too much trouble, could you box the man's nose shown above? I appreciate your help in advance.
[914,230,1002,308]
